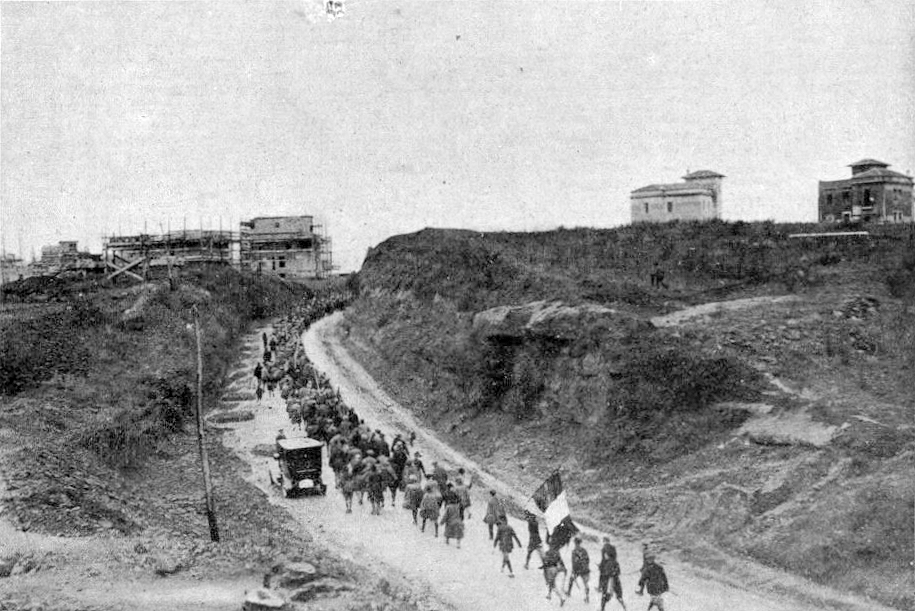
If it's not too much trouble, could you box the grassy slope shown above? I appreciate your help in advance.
[344,221,915,609]
[0,268,310,532]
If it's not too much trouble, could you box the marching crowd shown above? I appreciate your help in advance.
[252,289,671,610]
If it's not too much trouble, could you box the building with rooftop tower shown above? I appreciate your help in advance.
[818,159,913,223]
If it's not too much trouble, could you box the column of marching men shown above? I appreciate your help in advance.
[254,291,671,611]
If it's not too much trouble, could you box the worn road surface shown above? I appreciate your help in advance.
[218,312,895,611]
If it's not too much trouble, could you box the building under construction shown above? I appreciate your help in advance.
[102,215,333,282]
[239,216,333,279]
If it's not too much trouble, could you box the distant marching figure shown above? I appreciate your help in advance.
[454,470,473,520]
[636,553,669,611]
[403,471,424,524]
[599,537,627,611]
[493,517,523,578]
[541,544,567,606]
[440,496,464,548]
[366,464,384,515]
[253,361,263,388]
[566,536,591,603]
[483,490,507,540]
[338,460,356,513]
[524,511,544,569]
[419,484,442,537]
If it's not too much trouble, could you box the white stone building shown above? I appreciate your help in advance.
[630,170,724,223]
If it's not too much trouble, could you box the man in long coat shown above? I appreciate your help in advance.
[440,499,464,547]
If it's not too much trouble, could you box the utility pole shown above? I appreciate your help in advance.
[192,305,220,542]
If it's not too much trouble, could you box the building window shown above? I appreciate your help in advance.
[667,201,673,213]
[644,202,649,214]
[274,222,281,228]
[826,194,832,207]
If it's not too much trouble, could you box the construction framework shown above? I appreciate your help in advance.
[103,216,335,282]
[103,230,239,282]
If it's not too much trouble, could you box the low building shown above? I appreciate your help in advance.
[0,253,31,284]
[239,216,333,279]
[818,159,913,223]
[631,170,724,223]
[36,241,99,273]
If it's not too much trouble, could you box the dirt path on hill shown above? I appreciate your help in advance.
[651,295,799,327]
[271,312,894,611]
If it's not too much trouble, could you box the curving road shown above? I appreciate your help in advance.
[219,312,894,611]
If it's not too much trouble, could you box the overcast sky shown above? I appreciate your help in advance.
[2,0,913,271]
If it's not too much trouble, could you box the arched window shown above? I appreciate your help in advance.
[667,201,673,213]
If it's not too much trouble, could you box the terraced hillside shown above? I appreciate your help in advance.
[342,221,915,609]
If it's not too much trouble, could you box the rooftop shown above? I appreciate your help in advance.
[683,170,725,180]
[277,437,323,451]
[853,167,912,180]
[848,159,890,168]
[631,182,714,195]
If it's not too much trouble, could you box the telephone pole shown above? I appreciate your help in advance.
[192,305,220,542]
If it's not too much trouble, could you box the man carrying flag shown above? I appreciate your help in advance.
[532,470,579,549]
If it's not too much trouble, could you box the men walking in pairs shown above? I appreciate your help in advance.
[567,536,590,603]
[493,517,523,578]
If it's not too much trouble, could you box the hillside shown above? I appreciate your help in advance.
[342,221,915,609]
[0,270,424,611]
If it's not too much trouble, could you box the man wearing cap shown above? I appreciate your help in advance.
[636,553,669,611]
[566,536,591,603]
[483,490,507,540]
[599,537,626,611]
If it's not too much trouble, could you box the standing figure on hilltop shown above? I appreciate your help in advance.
[649,262,667,289]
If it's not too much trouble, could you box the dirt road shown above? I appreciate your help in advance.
[218,313,895,611]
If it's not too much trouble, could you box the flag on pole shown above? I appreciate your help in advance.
[532,471,578,549]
